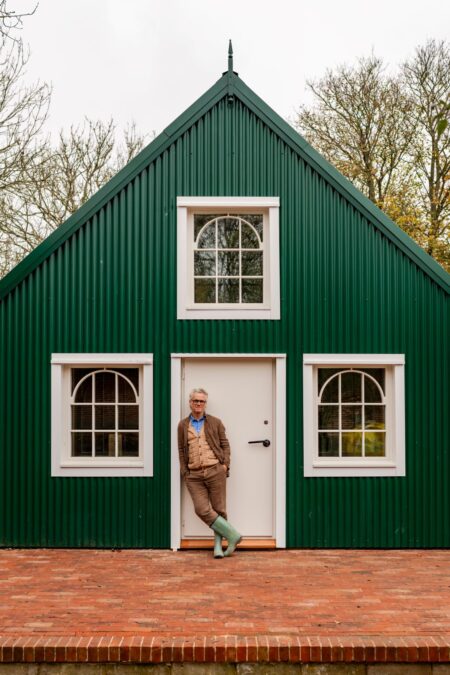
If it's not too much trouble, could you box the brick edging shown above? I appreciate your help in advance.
[0,636,449,664]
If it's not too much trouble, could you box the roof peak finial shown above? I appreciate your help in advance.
[228,39,233,73]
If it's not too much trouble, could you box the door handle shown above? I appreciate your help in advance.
[248,439,271,447]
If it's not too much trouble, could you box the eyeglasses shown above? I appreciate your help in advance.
[191,399,207,404]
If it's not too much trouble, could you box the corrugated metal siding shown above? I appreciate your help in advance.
[0,96,448,547]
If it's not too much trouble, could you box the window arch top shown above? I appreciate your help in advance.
[195,215,262,251]
[72,368,138,404]
[319,369,385,404]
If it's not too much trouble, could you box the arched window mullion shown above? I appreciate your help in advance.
[319,369,384,403]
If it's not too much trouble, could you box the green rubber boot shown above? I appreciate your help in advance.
[213,532,224,558]
[211,515,242,557]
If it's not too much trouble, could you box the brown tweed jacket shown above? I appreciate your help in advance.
[178,414,231,478]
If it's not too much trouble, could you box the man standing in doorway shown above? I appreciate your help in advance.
[178,388,242,558]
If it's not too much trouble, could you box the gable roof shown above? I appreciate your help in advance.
[1,69,449,301]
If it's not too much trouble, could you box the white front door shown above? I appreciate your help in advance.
[181,357,275,539]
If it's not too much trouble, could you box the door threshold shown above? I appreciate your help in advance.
[180,538,276,550]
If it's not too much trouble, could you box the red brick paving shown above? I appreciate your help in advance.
[0,548,449,663]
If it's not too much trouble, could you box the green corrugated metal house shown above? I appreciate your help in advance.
[0,49,449,549]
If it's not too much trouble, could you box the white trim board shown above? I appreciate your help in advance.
[170,353,286,550]
[177,197,280,208]
[51,353,154,477]
[303,354,405,478]
[176,197,280,320]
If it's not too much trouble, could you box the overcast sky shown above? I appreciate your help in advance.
[17,0,450,140]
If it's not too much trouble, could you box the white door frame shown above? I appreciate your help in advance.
[170,353,286,550]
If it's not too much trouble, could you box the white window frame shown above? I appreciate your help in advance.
[177,197,280,320]
[303,354,405,477]
[51,354,153,477]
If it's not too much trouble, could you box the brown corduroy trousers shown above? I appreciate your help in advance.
[184,463,227,526]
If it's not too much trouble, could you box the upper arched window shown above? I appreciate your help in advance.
[194,215,264,304]
[177,197,280,320]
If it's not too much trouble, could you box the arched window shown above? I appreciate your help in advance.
[71,368,140,458]
[318,369,386,458]
[177,197,280,320]
[302,355,405,478]
[194,215,264,304]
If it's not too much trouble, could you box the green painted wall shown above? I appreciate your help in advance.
[0,88,448,547]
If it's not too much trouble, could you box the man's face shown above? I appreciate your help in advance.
[189,393,207,418]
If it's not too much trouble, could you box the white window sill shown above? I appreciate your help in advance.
[60,460,144,469]
[312,460,397,469]
[179,307,278,320]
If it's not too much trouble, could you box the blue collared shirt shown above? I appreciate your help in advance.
[189,413,206,435]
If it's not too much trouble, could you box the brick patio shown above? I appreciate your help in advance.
[0,549,449,665]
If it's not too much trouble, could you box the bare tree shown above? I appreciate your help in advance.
[295,55,416,209]
[402,40,450,265]
[0,40,50,193]
[0,37,50,274]
[0,0,37,43]
[295,48,450,271]
[0,118,150,277]
[26,119,149,231]
[0,3,151,279]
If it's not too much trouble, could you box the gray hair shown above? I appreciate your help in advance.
[189,387,208,400]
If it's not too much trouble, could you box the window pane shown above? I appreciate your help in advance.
[218,251,239,276]
[320,373,339,402]
[118,406,139,430]
[217,218,239,248]
[365,405,385,429]
[242,279,263,303]
[195,278,216,303]
[74,376,92,403]
[72,432,92,457]
[341,372,361,402]
[342,432,362,456]
[362,368,385,393]
[197,222,216,248]
[364,376,383,402]
[72,406,92,430]
[241,251,263,276]
[95,372,115,402]
[72,369,93,395]
[342,405,362,429]
[194,251,216,276]
[194,214,217,239]
[242,215,263,239]
[118,375,137,402]
[318,405,339,429]
[241,222,259,248]
[116,368,139,394]
[365,432,386,457]
[319,432,339,457]
[95,432,115,457]
[95,405,115,430]
[218,279,239,303]
[118,432,139,457]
